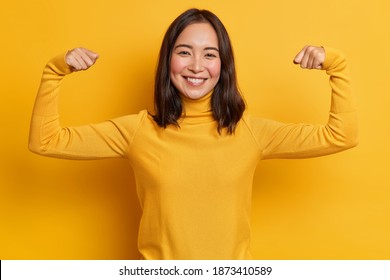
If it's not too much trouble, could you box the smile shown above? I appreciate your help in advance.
[186,77,206,86]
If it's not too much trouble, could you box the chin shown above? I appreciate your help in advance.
[185,92,208,100]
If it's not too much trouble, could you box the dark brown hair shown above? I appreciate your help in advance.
[153,8,245,134]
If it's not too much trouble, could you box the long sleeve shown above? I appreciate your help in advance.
[247,47,358,159]
[28,53,142,159]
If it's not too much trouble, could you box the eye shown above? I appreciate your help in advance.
[205,53,218,59]
[177,50,191,56]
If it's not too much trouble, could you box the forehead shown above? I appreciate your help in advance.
[175,22,219,47]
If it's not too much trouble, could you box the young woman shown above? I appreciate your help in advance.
[29,8,358,259]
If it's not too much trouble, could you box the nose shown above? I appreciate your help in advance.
[188,55,204,73]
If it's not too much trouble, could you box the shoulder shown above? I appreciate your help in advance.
[112,109,149,128]
[241,114,274,129]
[241,113,291,140]
[106,110,150,146]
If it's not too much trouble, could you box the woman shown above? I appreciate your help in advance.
[29,8,358,259]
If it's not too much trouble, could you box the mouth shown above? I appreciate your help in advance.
[185,76,207,86]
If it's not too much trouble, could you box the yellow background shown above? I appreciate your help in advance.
[1,0,389,259]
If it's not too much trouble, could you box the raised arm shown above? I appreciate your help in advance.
[28,48,135,159]
[248,46,358,159]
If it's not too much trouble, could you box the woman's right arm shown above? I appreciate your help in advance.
[28,48,135,159]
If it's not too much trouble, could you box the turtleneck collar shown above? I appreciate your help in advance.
[179,91,214,124]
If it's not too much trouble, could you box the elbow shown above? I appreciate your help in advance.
[349,132,359,148]
[28,139,42,155]
[28,134,47,155]
[343,137,359,150]
[327,121,359,151]
[345,125,359,149]
[337,129,359,151]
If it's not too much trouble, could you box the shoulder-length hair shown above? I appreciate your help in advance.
[153,8,245,134]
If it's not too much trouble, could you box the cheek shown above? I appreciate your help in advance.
[209,60,221,79]
[170,57,185,76]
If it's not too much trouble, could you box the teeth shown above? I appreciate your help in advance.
[187,77,204,84]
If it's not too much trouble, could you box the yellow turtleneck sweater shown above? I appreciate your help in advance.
[29,47,358,259]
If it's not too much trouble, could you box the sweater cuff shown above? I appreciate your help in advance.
[322,46,346,71]
[46,52,73,76]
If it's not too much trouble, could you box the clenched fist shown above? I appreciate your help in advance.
[65,47,99,71]
[293,46,325,69]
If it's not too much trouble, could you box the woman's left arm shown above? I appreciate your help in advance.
[252,46,358,159]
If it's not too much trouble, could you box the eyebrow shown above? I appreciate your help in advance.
[174,44,219,52]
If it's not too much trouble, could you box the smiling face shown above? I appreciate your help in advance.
[170,23,221,100]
